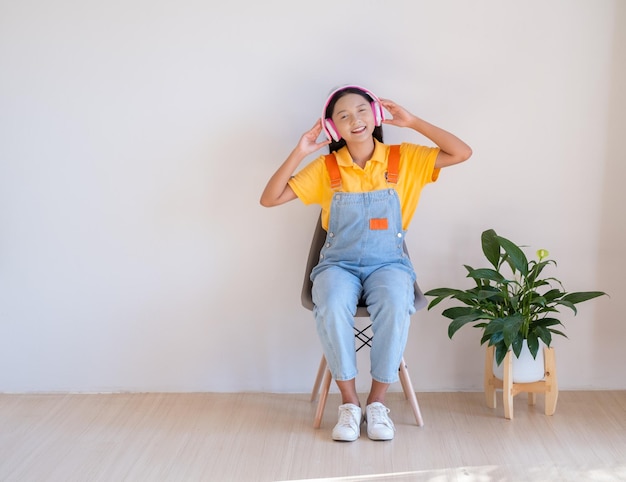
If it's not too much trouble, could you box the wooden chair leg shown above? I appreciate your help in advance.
[313,368,332,429]
[484,345,497,409]
[311,356,327,402]
[398,357,424,426]
[544,347,558,416]
[502,351,514,420]
[312,353,426,428]
[398,357,410,400]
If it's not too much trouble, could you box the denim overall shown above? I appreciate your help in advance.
[311,188,417,384]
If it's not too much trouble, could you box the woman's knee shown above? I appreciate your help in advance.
[312,269,361,314]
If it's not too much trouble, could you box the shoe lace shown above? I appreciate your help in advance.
[369,405,393,428]
[337,406,358,427]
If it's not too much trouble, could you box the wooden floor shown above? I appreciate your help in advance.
[1,391,625,482]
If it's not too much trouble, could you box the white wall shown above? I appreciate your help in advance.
[1,0,623,393]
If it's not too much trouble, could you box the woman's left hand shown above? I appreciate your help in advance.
[379,98,416,128]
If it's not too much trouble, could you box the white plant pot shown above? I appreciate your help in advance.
[493,339,546,383]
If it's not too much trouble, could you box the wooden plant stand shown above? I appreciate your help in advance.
[484,345,558,420]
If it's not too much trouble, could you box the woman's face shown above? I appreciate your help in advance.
[331,93,375,143]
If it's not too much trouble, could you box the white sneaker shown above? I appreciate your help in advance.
[332,403,362,442]
[365,402,395,441]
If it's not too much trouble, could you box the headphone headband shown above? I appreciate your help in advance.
[321,85,384,142]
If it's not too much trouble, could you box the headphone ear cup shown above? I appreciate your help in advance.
[324,119,340,142]
[371,101,384,126]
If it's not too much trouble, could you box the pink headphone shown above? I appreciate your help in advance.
[321,85,385,142]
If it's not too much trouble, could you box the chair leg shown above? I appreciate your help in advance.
[398,357,424,426]
[311,356,327,402]
[312,354,426,428]
[313,367,332,429]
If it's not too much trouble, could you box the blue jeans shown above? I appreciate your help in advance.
[310,189,416,383]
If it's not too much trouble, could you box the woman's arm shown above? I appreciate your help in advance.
[380,99,472,168]
[260,120,330,207]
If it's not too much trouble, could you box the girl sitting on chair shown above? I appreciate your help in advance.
[260,85,471,441]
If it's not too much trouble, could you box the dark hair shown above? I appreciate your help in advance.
[325,87,384,153]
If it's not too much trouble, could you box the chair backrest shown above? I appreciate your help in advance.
[301,214,427,316]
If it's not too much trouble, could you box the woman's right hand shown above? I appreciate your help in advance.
[296,119,331,155]
[260,119,330,207]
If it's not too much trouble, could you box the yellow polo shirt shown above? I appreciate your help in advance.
[288,140,440,230]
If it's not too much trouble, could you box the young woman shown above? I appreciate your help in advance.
[260,85,471,441]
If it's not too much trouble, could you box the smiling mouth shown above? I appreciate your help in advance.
[351,126,367,134]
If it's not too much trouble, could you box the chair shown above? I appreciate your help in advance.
[301,214,426,428]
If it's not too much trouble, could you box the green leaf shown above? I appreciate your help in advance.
[426,297,445,310]
[442,306,479,319]
[533,326,553,347]
[542,289,564,303]
[474,285,505,297]
[496,235,529,276]
[483,319,505,336]
[424,288,470,311]
[502,314,524,347]
[527,333,540,358]
[481,330,504,346]
[424,287,464,297]
[555,300,577,314]
[528,295,547,308]
[447,312,491,338]
[467,268,506,284]
[481,229,501,269]
[561,291,607,304]
[511,334,524,358]
[533,317,563,328]
[548,329,568,339]
[453,289,493,304]
[494,342,508,366]
[527,260,556,284]
[462,265,482,287]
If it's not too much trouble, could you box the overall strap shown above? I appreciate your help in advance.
[324,144,401,190]
[324,153,342,190]
[386,144,400,184]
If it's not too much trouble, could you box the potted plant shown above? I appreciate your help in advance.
[424,228,607,375]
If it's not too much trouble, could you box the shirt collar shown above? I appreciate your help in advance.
[335,139,386,167]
